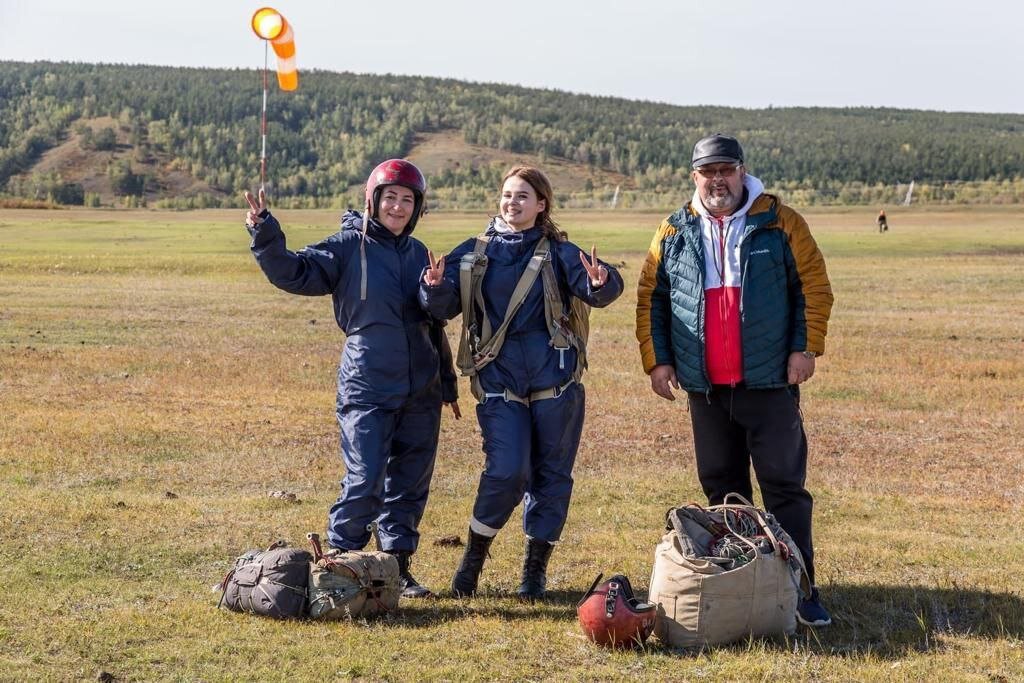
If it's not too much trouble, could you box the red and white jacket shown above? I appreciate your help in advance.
[690,174,765,385]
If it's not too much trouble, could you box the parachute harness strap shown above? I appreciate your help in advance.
[456,234,586,404]
[472,240,546,368]
[457,235,545,401]
[538,245,570,370]
[479,377,575,407]
[456,237,491,373]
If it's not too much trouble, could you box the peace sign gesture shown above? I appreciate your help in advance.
[579,245,608,287]
[243,188,268,228]
[424,249,446,287]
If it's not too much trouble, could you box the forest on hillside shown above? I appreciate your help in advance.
[1,61,1022,208]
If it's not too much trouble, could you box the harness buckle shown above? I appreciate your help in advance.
[482,389,526,405]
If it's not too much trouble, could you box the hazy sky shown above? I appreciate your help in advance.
[4,0,1022,114]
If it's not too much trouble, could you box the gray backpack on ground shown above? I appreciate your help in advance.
[218,541,312,620]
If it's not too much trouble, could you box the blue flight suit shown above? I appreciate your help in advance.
[420,220,623,542]
[249,210,455,553]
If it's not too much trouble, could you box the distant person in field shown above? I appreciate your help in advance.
[877,208,888,233]
[242,159,459,600]
[420,166,624,601]
[636,134,835,626]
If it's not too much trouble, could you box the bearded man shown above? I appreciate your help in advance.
[636,134,835,626]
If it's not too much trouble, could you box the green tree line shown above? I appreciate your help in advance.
[1,61,1022,206]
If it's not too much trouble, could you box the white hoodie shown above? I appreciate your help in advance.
[689,173,765,384]
[689,173,765,289]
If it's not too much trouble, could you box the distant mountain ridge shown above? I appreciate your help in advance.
[1,61,1022,207]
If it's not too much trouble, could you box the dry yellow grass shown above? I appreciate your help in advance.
[0,206,1022,681]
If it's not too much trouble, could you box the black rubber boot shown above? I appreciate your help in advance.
[393,551,433,599]
[517,538,554,602]
[451,528,494,597]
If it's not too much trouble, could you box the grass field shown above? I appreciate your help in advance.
[1,205,1022,681]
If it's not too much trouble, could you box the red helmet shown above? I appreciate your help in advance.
[365,159,427,230]
[577,573,657,649]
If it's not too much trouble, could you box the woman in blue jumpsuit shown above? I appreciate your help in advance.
[243,160,458,599]
[420,166,623,600]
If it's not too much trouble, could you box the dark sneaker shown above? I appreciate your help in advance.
[797,587,832,627]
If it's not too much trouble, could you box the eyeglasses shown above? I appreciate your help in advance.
[695,164,742,179]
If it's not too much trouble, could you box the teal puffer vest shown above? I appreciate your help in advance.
[657,196,805,392]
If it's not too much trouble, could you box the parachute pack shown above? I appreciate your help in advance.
[456,234,590,403]
[218,541,311,620]
[218,534,400,621]
[648,493,810,648]
[306,533,401,620]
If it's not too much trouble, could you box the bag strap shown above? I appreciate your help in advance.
[216,568,235,609]
[307,531,346,573]
[721,492,756,508]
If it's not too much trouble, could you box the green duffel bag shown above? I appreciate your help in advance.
[218,541,312,620]
[306,533,401,620]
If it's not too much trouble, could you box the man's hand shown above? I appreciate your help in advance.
[425,250,445,287]
[244,188,268,227]
[787,352,816,385]
[445,400,462,420]
[649,364,679,401]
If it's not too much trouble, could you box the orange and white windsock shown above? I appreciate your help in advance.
[251,7,298,91]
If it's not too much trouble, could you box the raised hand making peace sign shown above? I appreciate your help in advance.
[424,249,446,287]
[243,188,268,228]
[579,245,609,287]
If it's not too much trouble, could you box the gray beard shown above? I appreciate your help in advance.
[702,191,740,214]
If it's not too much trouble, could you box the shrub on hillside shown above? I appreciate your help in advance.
[93,127,117,151]
[108,160,144,196]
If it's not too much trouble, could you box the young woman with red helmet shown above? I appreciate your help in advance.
[420,166,624,600]
[243,159,459,599]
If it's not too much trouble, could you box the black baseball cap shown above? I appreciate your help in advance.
[691,134,744,168]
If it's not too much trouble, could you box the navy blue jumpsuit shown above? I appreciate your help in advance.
[420,220,623,542]
[249,210,455,553]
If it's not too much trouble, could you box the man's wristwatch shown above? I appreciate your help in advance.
[800,350,817,359]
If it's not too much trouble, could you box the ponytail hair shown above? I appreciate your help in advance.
[501,166,568,242]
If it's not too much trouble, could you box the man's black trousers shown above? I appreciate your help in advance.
[687,384,817,585]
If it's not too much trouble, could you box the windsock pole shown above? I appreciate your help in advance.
[261,41,269,192]
[251,7,298,191]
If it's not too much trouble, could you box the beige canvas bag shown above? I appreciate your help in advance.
[305,533,401,620]
[648,494,810,648]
